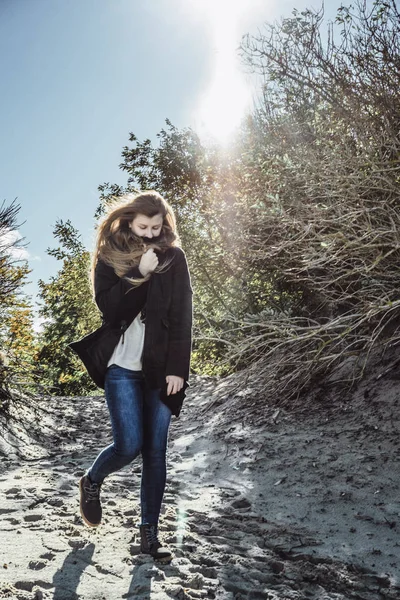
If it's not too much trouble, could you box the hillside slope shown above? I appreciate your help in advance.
[0,355,399,599]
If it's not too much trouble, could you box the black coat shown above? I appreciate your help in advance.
[68,246,193,416]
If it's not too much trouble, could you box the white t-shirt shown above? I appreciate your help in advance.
[107,314,145,371]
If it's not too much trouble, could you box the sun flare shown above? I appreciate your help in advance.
[197,48,251,145]
[188,0,257,145]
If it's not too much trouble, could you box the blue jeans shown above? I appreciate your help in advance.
[88,364,172,526]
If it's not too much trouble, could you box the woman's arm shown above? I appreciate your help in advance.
[94,259,149,325]
[165,248,193,381]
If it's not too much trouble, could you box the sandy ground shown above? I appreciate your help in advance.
[0,357,399,599]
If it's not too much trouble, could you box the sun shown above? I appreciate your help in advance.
[189,0,255,145]
[197,48,252,146]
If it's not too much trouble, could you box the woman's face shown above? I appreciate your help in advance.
[130,213,163,240]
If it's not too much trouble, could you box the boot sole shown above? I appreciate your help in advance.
[141,551,173,563]
[79,478,101,528]
[156,555,173,564]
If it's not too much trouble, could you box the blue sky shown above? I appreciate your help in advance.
[0,0,346,327]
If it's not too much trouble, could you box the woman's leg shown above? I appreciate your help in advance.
[88,365,144,483]
[140,387,172,525]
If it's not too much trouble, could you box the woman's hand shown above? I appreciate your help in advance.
[165,375,184,396]
[139,248,159,276]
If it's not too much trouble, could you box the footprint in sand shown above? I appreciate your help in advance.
[5,487,20,495]
[39,552,55,561]
[14,580,53,594]
[0,508,18,515]
[45,497,65,508]
[180,490,199,501]
[68,539,88,549]
[23,514,44,522]
[28,560,47,570]
[59,482,74,491]
[58,523,83,538]
[230,496,252,511]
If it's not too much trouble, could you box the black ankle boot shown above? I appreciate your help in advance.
[139,524,172,562]
[79,474,102,527]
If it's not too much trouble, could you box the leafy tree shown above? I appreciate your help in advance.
[97,121,266,373]
[0,200,36,407]
[37,220,101,395]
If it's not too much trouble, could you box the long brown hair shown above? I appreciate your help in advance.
[90,191,179,292]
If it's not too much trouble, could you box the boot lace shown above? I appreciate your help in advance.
[84,480,101,502]
[145,524,159,547]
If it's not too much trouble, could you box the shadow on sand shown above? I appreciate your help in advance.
[122,561,152,599]
[52,543,95,600]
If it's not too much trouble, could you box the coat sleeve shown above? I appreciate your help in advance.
[165,248,193,380]
[94,259,149,325]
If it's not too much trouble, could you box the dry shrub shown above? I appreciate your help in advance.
[216,0,400,404]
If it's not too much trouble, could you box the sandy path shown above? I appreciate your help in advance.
[0,370,399,599]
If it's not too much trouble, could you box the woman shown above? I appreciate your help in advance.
[77,190,192,563]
